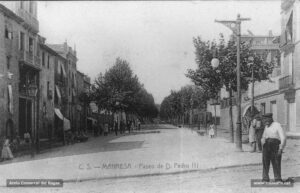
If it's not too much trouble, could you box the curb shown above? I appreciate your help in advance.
[63,162,262,184]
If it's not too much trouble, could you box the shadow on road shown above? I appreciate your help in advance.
[0,133,145,165]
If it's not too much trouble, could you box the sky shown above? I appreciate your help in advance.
[37,1,281,104]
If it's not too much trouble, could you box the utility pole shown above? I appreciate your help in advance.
[215,14,250,151]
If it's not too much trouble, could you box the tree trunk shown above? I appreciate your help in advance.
[214,102,217,137]
[229,88,234,143]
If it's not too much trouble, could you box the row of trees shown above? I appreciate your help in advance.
[160,85,207,124]
[89,57,158,121]
[186,34,274,143]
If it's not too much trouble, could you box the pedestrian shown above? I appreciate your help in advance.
[1,138,14,160]
[255,114,264,153]
[261,113,286,182]
[137,119,141,130]
[104,123,109,136]
[208,123,215,138]
[114,120,118,136]
[249,117,257,153]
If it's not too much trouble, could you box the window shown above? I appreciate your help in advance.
[19,32,25,50]
[260,103,266,115]
[6,56,10,70]
[5,27,12,39]
[42,52,45,66]
[29,37,34,53]
[47,55,50,69]
[47,81,50,96]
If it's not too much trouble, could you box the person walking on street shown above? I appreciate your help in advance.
[104,123,109,136]
[208,123,215,138]
[114,120,118,136]
[249,117,257,152]
[261,113,286,182]
[255,114,264,153]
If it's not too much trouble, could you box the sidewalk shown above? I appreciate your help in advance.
[0,124,298,186]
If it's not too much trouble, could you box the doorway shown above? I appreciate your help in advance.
[19,98,33,138]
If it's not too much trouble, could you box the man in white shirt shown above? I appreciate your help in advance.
[261,113,286,182]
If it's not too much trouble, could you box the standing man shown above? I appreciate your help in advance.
[261,113,286,182]
[255,115,264,153]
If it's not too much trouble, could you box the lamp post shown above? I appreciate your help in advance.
[215,14,250,151]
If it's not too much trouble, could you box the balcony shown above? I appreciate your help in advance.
[19,50,33,64]
[279,75,294,90]
[19,50,40,69]
[55,74,67,87]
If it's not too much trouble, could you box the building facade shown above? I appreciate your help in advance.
[0,2,40,145]
[279,0,300,134]
[0,1,92,153]
[48,42,78,132]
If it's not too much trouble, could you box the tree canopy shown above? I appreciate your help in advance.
[160,85,206,121]
[92,57,158,119]
[186,34,274,97]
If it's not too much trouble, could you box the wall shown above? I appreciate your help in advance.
[0,11,23,139]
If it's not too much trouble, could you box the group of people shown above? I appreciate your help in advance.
[113,119,141,136]
[249,113,287,182]
[94,119,141,137]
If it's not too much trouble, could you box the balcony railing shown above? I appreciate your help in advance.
[279,75,293,90]
[19,50,41,68]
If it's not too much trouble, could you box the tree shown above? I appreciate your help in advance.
[159,85,206,125]
[187,34,274,143]
[92,57,158,122]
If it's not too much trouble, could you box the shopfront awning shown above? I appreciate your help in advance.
[55,85,61,100]
[61,63,66,77]
[55,108,71,131]
[63,118,71,131]
[54,108,64,120]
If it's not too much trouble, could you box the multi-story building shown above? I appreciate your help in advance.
[48,42,78,132]
[37,36,56,141]
[76,71,91,131]
[0,2,40,145]
[278,0,300,135]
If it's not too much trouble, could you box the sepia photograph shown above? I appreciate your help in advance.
[0,0,299,192]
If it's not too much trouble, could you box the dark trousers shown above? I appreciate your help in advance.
[115,126,118,136]
[256,129,264,151]
[262,138,282,182]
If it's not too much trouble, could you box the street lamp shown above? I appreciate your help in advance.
[211,58,220,69]
[209,57,220,136]
[215,14,250,151]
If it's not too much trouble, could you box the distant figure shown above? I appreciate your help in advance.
[137,120,141,130]
[114,120,118,136]
[208,123,215,138]
[249,117,257,152]
[1,139,14,160]
[104,123,109,136]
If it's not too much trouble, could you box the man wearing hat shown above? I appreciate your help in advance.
[261,113,286,182]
